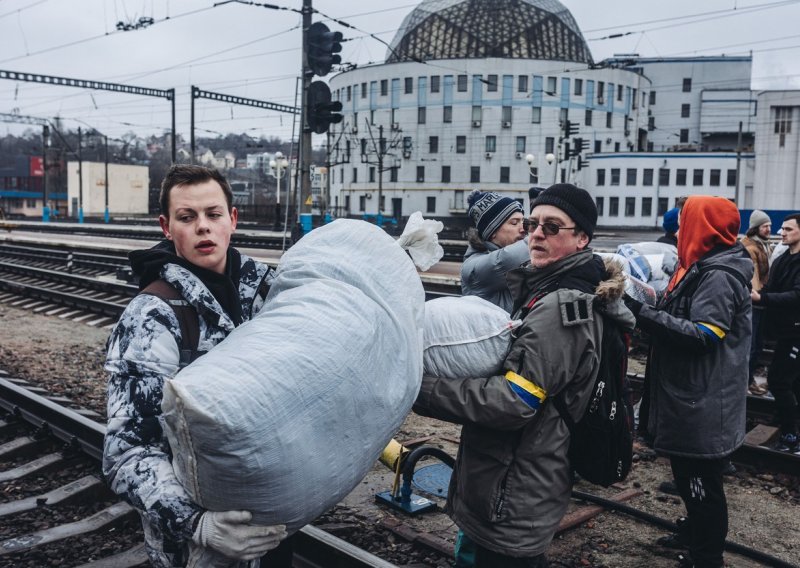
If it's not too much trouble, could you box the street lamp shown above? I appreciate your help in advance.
[545,152,556,183]
[525,153,556,185]
[269,151,289,231]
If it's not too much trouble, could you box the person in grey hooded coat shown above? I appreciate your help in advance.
[460,190,527,313]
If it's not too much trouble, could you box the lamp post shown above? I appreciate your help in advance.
[269,151,289,231]
[546,152,556,183]
[525,153,539,184]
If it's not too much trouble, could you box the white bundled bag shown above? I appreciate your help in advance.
[162,219,426,533]
[424,295,522,378]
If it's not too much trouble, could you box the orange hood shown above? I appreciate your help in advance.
[668,196,740,291]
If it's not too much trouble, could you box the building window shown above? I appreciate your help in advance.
[500,167,510,183]
[659,168,670,186]
[625,197,635,216]
[614,142,620,152]
[346,86,352,101]
[617,84,623,101]
[502,106,512,123]
[682,78,692,92]
[710,169,721,186]
[594,140,602,153]
[418,107,426,124]
[487,74,498,91]
[626,168,637,185]
[545,137,555,154]
[361,82,367,98]
[727,169,737,186]
[657,197,668,216]
[429,136,439,153]
[676,169,687,186]
[532,107,541,123]
[360,137,368,155]
[390,167,398,182]
[693,169,704,185]
[457,74,468,92]
[596,196,604,216]
[597,169,606,186]
[443,105,453,123]
[776,106,792,146]
[643,168,654,186]
[574,78,583,96]
[470,166,480,183]
[585,109,592,126]
[456,136,466,153]
[359,195,366,211]
[379,195,385,212]
[485,136,496,153]
[679,129,689,143]
[380,79,388,96]
[472,105,482,124]
[681,103,690,118]
[606,112,613,128]
[442,166,451,183]
[609,197,619,217]
[417,166,425,183]
[518,75,528,92]
[649,91,656,105]
[430,75,440,93]
[610,168,620,185]
[632,88,638,109]
[426,196,435,213]
[598,81,605,103]
[648,116,655,131]
[642,197,652,217]
[352,167,358,183]
[516,136,526,152]
[546,76,557,94]
[404,77,413,94]
[369,167,375,183]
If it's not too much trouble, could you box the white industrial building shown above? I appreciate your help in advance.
[67,162,149,217]
[325,0,783,230]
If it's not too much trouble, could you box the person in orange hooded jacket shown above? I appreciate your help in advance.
[624,196,753,568]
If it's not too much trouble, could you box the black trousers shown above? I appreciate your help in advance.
[670,456,728,568]
[749,307,766,382]
[474,544,548,568]
[768,337,800,433]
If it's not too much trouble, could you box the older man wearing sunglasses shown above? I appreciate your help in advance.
[415,184,634,567]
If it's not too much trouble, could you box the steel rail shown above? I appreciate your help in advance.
[0,277,127,317]
[0,261,137,296]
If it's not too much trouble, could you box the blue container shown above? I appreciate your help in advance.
[300,213,313,235]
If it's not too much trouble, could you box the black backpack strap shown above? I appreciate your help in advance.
[140,279,201,369]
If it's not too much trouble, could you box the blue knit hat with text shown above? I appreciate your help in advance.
[467,190,523,241]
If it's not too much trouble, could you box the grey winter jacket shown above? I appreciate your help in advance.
[415,250,635,557]
[460,229,530,313]
[103,254,272,568]
[636,244,753,458]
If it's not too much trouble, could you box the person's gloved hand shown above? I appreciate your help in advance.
[622,293,644,318]
[191,510,287,561]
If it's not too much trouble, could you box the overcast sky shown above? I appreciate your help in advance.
[1,0,799,146]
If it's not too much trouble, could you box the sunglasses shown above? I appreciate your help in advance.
[522,219,576,236]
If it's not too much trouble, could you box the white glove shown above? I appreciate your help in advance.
[192,510,287,561]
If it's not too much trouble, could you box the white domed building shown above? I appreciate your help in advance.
[326,0,755,230]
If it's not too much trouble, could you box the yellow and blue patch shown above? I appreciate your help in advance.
[696,322,726,343]
[505,371,547,410]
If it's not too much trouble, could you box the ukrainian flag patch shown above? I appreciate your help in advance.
[505,371,547,410]
[696,322,726,342]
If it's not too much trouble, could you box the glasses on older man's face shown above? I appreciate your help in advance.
[522,218,576,236]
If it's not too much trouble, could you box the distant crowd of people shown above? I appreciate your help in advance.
[101,165,798,568]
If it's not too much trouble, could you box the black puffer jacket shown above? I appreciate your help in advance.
[759,249,800,337]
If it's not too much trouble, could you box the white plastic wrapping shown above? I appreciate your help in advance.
[162,219,425,533]
[424,295,521,378]
[396,211,445,271]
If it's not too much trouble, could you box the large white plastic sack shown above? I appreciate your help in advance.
[162,219,425,533]
[621,241,678,276]
[424,296,521,379]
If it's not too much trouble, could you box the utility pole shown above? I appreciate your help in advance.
[42,124,49,222]
[735,121,743,208]
[299,0,313,222]
[104,135,110,223]
[77,127,84,224]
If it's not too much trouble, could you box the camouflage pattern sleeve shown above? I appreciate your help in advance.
[103,294,203,543]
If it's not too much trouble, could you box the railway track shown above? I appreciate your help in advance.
[0,372,416,568]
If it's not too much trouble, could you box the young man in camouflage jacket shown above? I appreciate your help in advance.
[103,165,285,567]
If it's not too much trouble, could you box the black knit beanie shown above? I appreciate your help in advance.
[467,190,523,241]
[531,183,597,241]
